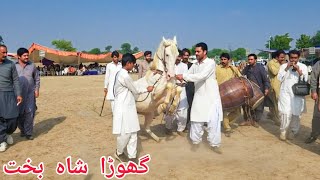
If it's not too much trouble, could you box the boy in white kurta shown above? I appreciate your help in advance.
[176,43,223,154]
[113,53,153,162]
[277,50,308,140]
[104,51,122,112]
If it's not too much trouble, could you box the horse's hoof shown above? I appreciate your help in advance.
[146,129,160,142]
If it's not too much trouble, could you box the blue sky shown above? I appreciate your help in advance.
[2,0,320,53]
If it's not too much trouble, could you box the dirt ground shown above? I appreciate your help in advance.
[1,74,320,180]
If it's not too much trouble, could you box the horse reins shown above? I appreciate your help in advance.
[135,74,163,102]
[157,48,168,72]
[136,48,167,102]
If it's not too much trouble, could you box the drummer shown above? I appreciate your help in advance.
[241,54,270,127]
[216,53,242,137]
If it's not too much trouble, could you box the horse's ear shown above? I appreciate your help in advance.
[173,36,177,44]
[162,36,170,46]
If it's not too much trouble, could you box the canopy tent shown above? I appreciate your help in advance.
[28,43,144,65]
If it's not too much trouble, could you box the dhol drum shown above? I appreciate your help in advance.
[219,77,254,111]
[248,81,264,110]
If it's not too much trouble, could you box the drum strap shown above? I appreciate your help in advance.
[229,66,240,78]
[239,78,250,99]
[240,77,254,121]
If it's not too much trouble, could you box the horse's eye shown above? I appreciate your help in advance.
[166,54,169,57]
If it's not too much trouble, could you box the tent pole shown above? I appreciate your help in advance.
[77,52,80,65]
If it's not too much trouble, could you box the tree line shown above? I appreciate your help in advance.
[1,30,319,61]
[51,40,140,55]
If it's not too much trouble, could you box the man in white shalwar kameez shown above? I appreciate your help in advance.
[176,42,223,154]
[165,54,189,136]
[277,50,308,141]
[113,53,153,162]
[104,51,122,112]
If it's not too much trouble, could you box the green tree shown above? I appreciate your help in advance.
[87,48,101,55]
[51,39,77,52]
[207,48,229,58]
[132,47,139,54]
[258,51,269,59]
[0,35,3,45]
[230,48,246,61]
[311,31,320,47]
[119,43,132,54]
[296,34,313,49]
[265,33,293,50]
[105,45,112,53]
[189,45,196,55]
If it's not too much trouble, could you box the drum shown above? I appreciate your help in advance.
[219,77,254,111]
[248,81,264,110]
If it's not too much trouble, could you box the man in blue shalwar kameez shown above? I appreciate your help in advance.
[15,48,40,140]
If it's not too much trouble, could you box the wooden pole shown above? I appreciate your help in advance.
[77,52,81,65]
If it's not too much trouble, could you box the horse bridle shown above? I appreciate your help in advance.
[156,48,168,73]
[136,48,169,103]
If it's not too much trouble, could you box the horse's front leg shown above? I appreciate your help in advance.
[169,86,182,114]
[144,112,160,142]
[156,82,174,114]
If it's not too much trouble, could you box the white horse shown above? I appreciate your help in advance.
[135,36,181,142]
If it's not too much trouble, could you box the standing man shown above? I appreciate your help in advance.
[241,54,270,127]
[176,42,223,154]
[305,60,320,143]
[181,48,194,132]
[216,53,242,137]
[104,51,122,112]
[15,48,40,140]
[113,53,154,162]
[165,50,189,136]
[0,45,22,152]
[138,51,152,78]
[267,50,286,126]
[278,50,308,141]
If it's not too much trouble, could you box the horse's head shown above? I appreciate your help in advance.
[152,36,179,80]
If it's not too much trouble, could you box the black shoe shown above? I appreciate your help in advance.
[305,136,317,144]
[114,151,127,162]
[26,135,34,140]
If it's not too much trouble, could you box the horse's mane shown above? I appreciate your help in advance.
[150,40,164,71]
